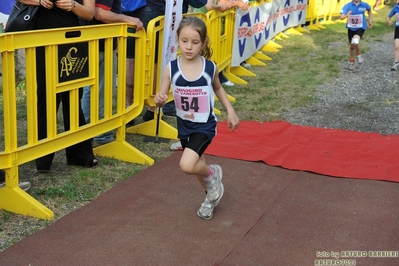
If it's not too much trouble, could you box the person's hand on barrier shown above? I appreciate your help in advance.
[217,2,233,12]
[127,17,144,31]
[154,92,168,108]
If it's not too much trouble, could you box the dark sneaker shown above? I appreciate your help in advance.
[142,110,154,121]
[126,119,135,127]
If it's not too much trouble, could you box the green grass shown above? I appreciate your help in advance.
[0,5,393,251]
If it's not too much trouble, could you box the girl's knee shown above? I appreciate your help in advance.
[179,160,194,174]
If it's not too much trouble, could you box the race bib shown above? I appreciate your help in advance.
[396,14,399,26]
[174,86,210,123]
[347,14,363,28]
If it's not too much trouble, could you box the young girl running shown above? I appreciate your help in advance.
[154,16,240,220]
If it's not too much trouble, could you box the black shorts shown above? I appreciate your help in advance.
[180,132,211,157]
[394,27,399,39]
[347,28,365,43]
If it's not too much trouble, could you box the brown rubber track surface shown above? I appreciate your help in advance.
[1,152,398,265]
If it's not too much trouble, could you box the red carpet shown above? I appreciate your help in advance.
[205,120,399,182]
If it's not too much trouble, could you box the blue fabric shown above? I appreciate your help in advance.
[340,1,371,30]
[121,0,146,12]
[0,1,14,15]
[183,0,207,13]
[388,4,399,27]
[81,50,117,144]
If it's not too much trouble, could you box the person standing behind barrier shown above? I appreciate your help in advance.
[16,0,98,172]
[154,17,240,220]
[387,1,399,70]
[122,0,165,123]
[81,0,143,147]
[374,0,382,11]
[340,0,372,71]
[0,3,31,191]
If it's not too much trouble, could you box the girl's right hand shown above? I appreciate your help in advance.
[154,92,168,107]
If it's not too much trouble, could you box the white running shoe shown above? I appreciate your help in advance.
[222,80,235,87]
[348,62,355,71]
[240,61,251,68]
[0,181,31,192]
[197,183,224,220]
[391,62,399,71]
[19,182,31,192]
[204,164,223,202]
[356,55,364,64]
[169,141,182,151]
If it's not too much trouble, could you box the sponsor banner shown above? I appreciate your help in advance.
[232,0,307,66]
[162,0,183,73]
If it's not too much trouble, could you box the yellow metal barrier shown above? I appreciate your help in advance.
[0,23,153,219]
[126,15,178,140]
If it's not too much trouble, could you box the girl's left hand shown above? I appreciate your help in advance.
[227,112,240,132]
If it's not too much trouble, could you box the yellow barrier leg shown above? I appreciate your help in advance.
[245,56,267,66]
[214,108,221,115]
[127,120,178,140]
[215,94,236,103]
[93,140,154,165]
[285,28,303,35]
[0,187,54,220]
[279,32,290,39]
[223,70,248,85]
[295,25,310,33]
[253,51,272,61]
[261,41,281,53]
[230,65,257,77]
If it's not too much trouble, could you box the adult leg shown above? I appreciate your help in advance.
[35,46,56,171]
[126,58,135,107]
[394,37,399,62]
[62,89,97,167]
[92,51,116,144]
